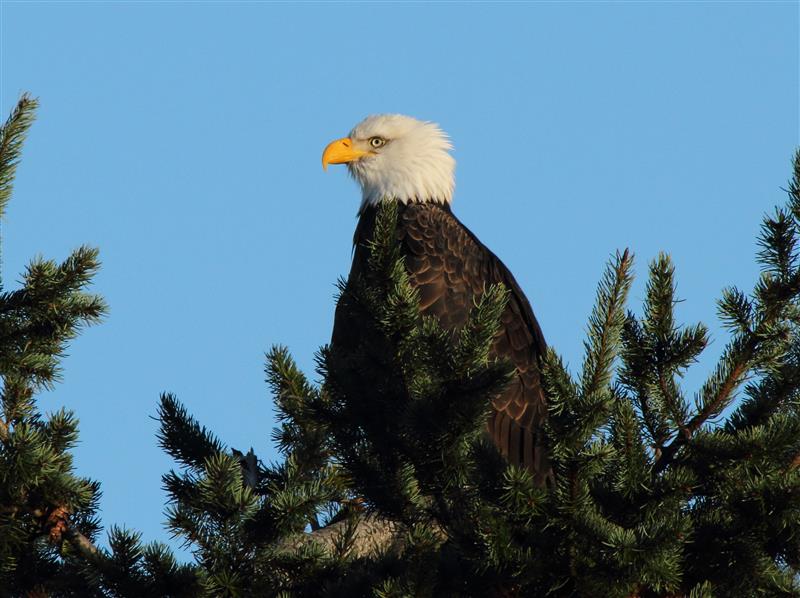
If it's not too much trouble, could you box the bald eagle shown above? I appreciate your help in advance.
[322,115,549,485]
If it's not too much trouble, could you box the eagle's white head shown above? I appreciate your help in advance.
[322,114,455,210]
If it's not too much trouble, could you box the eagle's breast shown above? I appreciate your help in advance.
[346,201,551,484]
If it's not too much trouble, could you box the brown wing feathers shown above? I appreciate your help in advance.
[345,202,550,484]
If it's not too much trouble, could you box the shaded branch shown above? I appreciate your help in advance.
[62,524,99,559]
[281,512,408,559]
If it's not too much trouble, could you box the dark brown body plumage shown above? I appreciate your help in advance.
[334,201,550,485]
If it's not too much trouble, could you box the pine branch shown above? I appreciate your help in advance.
[156,393,225,472]
[692,337,755,433]
[620,314,670,452]
[267,345,328,462]
[547,249,633,457]
[644,255,698,433]
[0,93,38,223]
[652,181,800,477]
[757,208,798,280]
[656,319,791,475]
[0,500,99,558]
[452,283,509,376]
[654,334,756,476]
[718,286,753,334]
[789,149,800,222]
[580,249,634,401]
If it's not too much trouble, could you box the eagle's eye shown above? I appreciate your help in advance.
[369,137,386,149]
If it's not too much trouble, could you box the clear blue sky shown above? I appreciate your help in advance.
[0,1,797,554]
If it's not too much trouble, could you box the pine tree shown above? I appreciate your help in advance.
[3,92,800,596]
[0,93,108,595]
[148,157,800,596]
[0,96,196,597]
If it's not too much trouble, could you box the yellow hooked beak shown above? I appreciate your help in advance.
[321,137,370,171]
